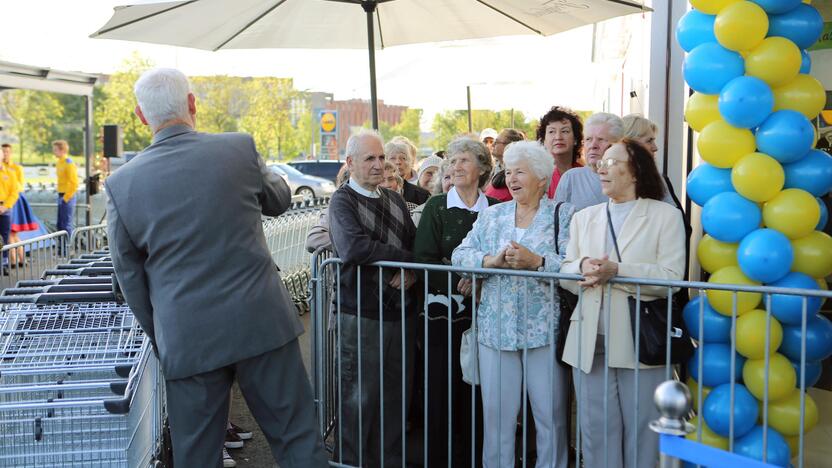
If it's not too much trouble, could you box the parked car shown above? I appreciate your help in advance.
[269,163,336,200]
[287,160,344,183]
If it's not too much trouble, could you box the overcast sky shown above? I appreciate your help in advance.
[1,0,646,128]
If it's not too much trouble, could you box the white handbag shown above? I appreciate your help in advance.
[460,324,480,385]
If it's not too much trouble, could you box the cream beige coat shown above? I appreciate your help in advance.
[560,198,686,373]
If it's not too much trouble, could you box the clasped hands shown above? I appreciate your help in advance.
[482,241,542,271]
[389,270,416,290]
[578,255,618,288]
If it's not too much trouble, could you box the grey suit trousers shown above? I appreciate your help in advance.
[572,341,664,468]
[165,339,327,468]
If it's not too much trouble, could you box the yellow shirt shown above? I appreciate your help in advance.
[0,166,19,212]
[56,155,78,202]
[6,162,24,192]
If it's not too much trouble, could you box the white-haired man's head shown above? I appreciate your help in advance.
[583,112,624,169]
[345,129,386,191]
[133,68,196,132]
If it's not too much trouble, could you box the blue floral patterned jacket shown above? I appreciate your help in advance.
[452,198,575,350]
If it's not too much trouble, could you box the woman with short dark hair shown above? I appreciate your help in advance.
[559,139,685,468]
[536,106,584,198]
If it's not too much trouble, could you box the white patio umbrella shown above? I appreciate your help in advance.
[91,0,648,128]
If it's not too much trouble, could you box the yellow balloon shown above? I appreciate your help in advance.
[785,435,800,458]
[707,265,761,316]
[817,278,828,306]
[687,376,713,412]
[763,189,821,239]
[791,231,832,278]
[698,235,739,274]
[685,93,721,132]
[691,0,742,14]
[714,2,769,51]
[687,416,730,450]
[773,74,826,119]
[743,353,796,402]
[736,309,783,359]
[765,389,818,437]
[746,37,802,88]
[731,153,785,202]
[697,120,756,168]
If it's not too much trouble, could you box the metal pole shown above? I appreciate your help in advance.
[650,380,693,468]
[83,94,93,228]
[362,1,379,130]
[466,86,473,133]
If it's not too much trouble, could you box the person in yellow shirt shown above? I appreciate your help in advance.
[3,143,39,266]
[53,140,78,237]
[0,147,20,274]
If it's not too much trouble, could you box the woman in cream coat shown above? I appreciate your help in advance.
[559,139,685,468]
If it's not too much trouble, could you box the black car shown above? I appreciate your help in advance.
[287,160,345,183]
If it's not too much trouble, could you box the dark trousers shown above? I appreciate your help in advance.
[164,340,327,468]
[0,213,10,266]
[421,310,484,468]
[335,314,415,468]
[57,194,74,236]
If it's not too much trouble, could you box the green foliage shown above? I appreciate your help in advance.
[361,108,423,147]
[0,89,64,163]
[94,52,154,151]
[430,109,539,151]
[238,77,296,159]
[191,76,245,133]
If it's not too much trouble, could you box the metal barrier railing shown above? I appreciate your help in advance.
[309,256,832,468]
[0,231,69,290]
[70,223,108,257]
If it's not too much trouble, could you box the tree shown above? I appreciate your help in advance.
[389,108,422,146]
[191,76,246,134]
[430,109,538,150]
[239,77,296,159]
[0,89,64,163]
[95,52,154,151]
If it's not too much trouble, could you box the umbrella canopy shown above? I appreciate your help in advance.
[92,0,648,127]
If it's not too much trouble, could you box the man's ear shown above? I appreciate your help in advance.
[188,93,197,116]
[135,105,149,126]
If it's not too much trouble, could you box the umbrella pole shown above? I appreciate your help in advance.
[362,1,379,130]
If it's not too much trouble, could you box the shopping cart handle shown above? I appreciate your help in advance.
[104,396,130,414]
[41,267,115,277]
[2,284,114,295]
[0,291,117,303]
[56,262,112,269]
[110,381,128,396]
[16,277,112,287]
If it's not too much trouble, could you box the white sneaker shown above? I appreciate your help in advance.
[222,447,237,468]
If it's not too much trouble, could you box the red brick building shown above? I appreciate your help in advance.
[325,99,407,156]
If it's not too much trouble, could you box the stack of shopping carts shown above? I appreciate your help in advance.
[0,251,166,467]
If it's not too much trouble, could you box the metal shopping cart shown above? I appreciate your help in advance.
[0,274,165,467]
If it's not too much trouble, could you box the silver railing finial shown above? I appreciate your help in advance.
[650,380,695,436]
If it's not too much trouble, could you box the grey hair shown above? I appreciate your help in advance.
[585,112,625,142]
[384,141,412,163]
[345,129,384,159]
[389,136,417,162]
[446,136,493,188]
[622,114,658,140]
[503,141,555,193]
[133,68,192,129]
[431,159,452,195]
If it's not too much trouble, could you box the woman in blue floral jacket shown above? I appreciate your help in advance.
[452,141,574,468]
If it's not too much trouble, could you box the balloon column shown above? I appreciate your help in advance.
[679,1,831,465]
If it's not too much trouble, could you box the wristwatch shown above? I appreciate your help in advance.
[536,256,546,272]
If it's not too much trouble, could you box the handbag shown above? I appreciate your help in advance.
[606,203,694,366]
[554,202,578,365]
[460,326,479,385]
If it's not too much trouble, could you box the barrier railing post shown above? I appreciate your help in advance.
[650,380,694,468]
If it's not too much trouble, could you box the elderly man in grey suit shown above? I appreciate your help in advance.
[105,68,327,468]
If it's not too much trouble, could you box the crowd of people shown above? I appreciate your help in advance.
[321,106,690,468]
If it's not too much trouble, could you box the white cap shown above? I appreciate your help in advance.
[479,128,498,142]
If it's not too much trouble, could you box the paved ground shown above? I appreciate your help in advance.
[227,313,313,468]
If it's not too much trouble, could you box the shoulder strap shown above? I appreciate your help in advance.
[605,203,622,262]
[554,202,562,255]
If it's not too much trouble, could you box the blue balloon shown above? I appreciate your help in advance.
[783,149,832,197]
[780,314,832,362]
[800,49,812,74]
[718,76,774,129]
[683,296,732,343]
[684,43,745,95]
[676,10,717,52]
[703,383,759,438]
[768,4,824,50]
[790,359,823,388]
[755,110,815,163]
[768,272,821,325]
[817,197,829,231]
[738,229,794,283]
[688,344,746,387]
[750,0,802,14]
[734,426,791,467]
[702,192,761,243]
[687,163,733,207]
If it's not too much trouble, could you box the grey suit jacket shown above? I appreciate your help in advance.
[105,125,303,380]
